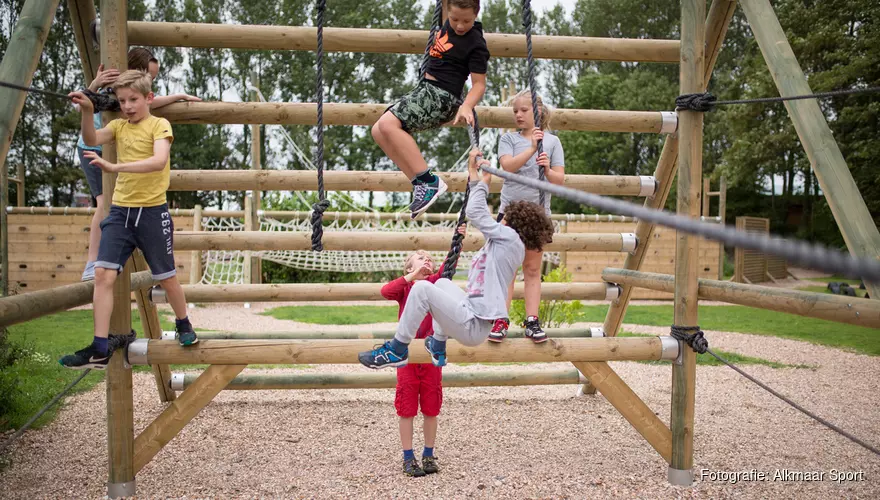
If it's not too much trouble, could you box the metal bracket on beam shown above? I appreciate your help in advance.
[639,176,658,197]
[149,286,167,304]
[659,336,681,361]
[588,327,606,338]
[127,339,149,366]
[107,481,135,500]
[660,111,678,135]
[668,467,693,486]
[170,373,185,391]
[161,330,176,341]
[621,233,639,253]
[604,283,622,301]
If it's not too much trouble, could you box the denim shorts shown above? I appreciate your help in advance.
[77,147,103,197]
[95,204,177,280]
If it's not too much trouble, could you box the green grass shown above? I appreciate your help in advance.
[262,305,399,325]
[579,305,880,356]
[798,284,869,299]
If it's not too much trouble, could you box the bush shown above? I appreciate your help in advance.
[0,330,28,429]
[509,266,582,328]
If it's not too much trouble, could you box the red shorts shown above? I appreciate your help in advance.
[394,363,443,418]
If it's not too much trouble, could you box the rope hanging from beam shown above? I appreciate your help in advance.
[521,0,546,207]
[310,0,330,251]
[440,118,479,280]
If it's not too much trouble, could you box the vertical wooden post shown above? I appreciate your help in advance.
[16,164,25,206]
[243,196,253,284]
[718,176,727,279]
[248,73,262,284]
[701,178,710,217]
[602,0,736,337]
[669,0,704,486]
[67,0,100,83]
[100,0,135,497]
[741,0,880,299]
[1,163,8,297]
[189,204,203,284]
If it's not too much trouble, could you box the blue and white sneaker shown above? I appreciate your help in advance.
[424,335,447,367]
[409,177,448,219]
[358,341,408,369]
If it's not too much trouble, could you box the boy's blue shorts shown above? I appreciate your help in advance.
[95,204,177,280]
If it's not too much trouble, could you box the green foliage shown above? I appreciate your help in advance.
[509,266,582,327]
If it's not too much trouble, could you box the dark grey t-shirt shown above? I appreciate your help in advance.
[497,131,565,215]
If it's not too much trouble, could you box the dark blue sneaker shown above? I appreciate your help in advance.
[358,341,408,369]
[424,335,447,367]
[409,177,448,219]
[175,322,199,346]
[59,343,109,370]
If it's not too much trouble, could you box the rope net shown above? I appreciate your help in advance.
[196,214,563,283]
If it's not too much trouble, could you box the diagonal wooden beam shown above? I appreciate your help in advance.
[131,251,176,403]
[573,361,672,463]
[133,364,246,473]
[602,0,738,338]
[67,0,100,83]
[739,0,880,300]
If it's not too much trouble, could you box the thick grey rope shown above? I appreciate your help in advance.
[419,0,445,81]
[441,119,480,279]
[676,86,880,111]
[521,0,545,207]
[310,0,330,251]
[478,164,880,281]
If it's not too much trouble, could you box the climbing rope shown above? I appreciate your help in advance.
[0,80,118,112]
[477,164,880,281]
[521,0,546,207]
[676,86,880,112]
[672,326,880,457]
[440,117,480,280]
[310,0,330,252]
[419,0,445,81]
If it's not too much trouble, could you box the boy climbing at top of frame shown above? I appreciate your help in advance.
[371,0,490,219]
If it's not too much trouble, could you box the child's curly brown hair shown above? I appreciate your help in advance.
[504,201,554,251]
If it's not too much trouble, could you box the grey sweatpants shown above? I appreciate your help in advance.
[394,278,491,347]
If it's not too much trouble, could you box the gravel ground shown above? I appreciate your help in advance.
[2,305,878,498]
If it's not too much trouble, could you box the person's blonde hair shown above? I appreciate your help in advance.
[403,250,433,274]
[113,70,153,96]
[511,90,552,130]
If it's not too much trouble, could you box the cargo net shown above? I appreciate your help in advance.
[197,214,562,284]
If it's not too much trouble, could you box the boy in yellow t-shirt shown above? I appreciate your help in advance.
[61,70,198,370]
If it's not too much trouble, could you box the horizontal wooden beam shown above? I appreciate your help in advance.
[154,282,618,303]
[602,268,880,329]
[168,170,658,197]
[7,206,639,223]
[173,231,639,253]
[128,337,679,365]
[171,368,587,391]
[127,22,680,63]
[152,102,675,133]
[163,327,606,340]
[0,270,155,328]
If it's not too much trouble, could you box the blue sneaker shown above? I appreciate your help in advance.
[409,177,447,219]
[358,341,408,369]
[424,335,447,367]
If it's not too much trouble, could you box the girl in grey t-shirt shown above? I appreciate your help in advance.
[490,90,565,343]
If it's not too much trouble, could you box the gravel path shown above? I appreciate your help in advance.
[2,305,878,498]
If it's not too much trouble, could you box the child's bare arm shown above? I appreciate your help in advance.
[69,91,114,146]
[88,139,170,174]
[453,73,487,126]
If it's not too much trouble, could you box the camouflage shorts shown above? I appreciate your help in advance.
[387,80,460,133]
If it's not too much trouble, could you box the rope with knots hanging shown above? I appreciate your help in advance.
[521,0,546,207]
[310,0,331,252]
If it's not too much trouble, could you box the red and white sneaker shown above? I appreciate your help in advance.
[487,318,509,343]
